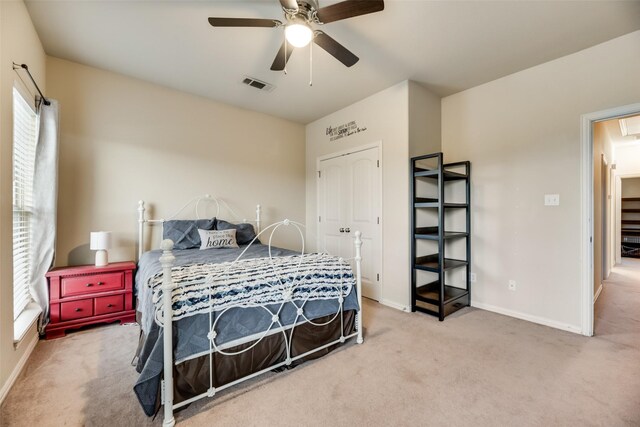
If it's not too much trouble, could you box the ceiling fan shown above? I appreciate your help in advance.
[208,0,384,71]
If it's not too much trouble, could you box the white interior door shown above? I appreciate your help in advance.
[318,156,350,261]
[318,146,381,301]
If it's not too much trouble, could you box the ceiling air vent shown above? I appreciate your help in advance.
[241,76,275,92]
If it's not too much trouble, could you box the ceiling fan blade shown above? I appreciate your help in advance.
[313,31,359,67]
[270,40,295,71]
[279,0,299,13]
[208,17,282,28]
[316,0,384,24]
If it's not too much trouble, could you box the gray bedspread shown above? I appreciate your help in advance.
[133,244,359,416]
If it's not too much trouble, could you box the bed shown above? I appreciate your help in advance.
[133,196,364,426]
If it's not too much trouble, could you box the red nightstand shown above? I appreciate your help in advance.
[45,261,136,339]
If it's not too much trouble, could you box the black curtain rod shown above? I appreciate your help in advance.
[12,62,50,106]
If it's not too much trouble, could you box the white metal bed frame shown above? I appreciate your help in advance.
[137,195,363,426]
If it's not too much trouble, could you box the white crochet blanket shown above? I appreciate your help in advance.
[150,253,355,322]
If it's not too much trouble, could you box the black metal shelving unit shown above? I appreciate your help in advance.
[410,152,471,320]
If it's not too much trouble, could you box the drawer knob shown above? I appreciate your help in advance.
[97,282,104,286]
[85,283,93,287]
[75,308,82,312]
[107,304,114,308]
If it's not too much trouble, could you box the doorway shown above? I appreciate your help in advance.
[582,104,640,336]
[317,144,382,301]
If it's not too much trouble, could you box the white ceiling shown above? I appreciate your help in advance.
[25,0,640,124]
[603,115,640,147]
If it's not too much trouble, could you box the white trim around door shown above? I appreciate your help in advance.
[580,102,640,337]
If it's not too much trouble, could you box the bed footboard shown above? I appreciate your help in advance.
[157,224,363,426]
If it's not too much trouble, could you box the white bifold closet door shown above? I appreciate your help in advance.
[318,146,381,301]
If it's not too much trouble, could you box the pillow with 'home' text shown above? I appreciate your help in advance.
[198,229,238,250]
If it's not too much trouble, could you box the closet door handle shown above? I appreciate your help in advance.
[339,228,345,233]
[345,228,350,233]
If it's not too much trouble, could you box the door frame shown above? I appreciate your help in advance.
[611,167,618,268]
[600,154,608,283]
[316,141,383,300]
[580,102,640,336]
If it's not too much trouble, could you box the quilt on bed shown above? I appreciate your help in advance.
[150,252,355,322]
[133,243,359,416]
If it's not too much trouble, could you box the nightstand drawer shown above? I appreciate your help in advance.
[61,299,93,321]
[95,295,124,316]
[61,272,124,297]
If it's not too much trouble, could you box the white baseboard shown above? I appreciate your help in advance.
[0,333,38,405]
[594,284,603,303]
[379,298,409,312]
[471,301,582,334]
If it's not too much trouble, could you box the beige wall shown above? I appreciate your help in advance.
[305,80,441,310]
[442,30,640,332]
[616,144,640,176]
[622,177,640,197]
[409,80,442,158]
[0,0,46,401]
[46,57,306,266]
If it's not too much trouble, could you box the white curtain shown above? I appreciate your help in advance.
[30,99,59,333]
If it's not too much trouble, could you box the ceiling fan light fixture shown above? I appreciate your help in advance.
[285,23,313,47]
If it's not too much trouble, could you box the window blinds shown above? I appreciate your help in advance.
[12,87,38,320]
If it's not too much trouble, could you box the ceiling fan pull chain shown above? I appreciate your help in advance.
[284,31,288,75]
[309,41,313,87]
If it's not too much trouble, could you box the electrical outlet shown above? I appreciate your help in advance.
[508,280,517,291]
[470,273,477,283]
[544,194,560,206]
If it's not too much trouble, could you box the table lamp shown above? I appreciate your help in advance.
[90,231,111,267]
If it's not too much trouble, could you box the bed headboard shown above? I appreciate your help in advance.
[137,194,261,261]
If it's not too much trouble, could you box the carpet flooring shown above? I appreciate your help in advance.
[1,260,640,426]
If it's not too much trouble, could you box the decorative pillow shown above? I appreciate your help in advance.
[163,218,216,250]
[215,219,258,245]
[198,229,238,250]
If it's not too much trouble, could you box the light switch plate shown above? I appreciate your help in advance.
[544,194,560,206]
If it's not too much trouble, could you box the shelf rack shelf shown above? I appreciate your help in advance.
[410,152,471,320]
[622,197,640,258]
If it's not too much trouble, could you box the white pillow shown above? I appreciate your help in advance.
[198,229,238,250]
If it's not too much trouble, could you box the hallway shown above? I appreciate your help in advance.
[595,258,640,347]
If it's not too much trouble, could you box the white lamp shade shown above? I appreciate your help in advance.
[90,231,112,250]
